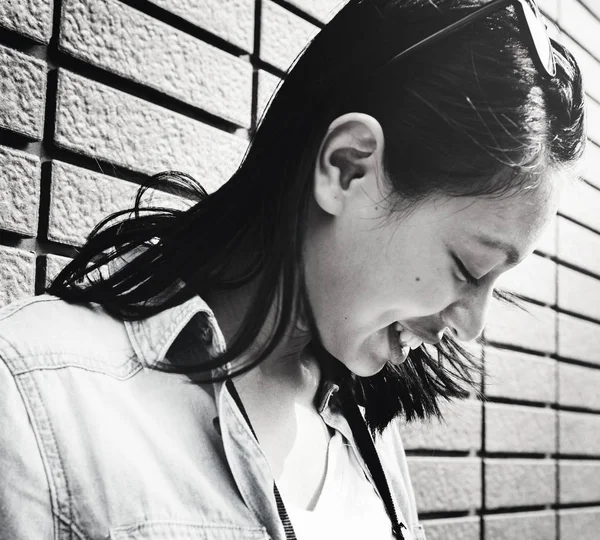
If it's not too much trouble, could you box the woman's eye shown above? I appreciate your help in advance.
[451,253,480,286]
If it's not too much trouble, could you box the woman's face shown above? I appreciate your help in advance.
[304,176,562,377]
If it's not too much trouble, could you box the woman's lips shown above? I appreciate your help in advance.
[393,322,424,349]
[388,324,410,366]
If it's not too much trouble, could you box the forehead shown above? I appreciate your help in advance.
[427,178,562,256]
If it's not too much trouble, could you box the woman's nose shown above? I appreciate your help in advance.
[442,285,495,342]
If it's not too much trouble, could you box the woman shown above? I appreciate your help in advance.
[0,0,585,539]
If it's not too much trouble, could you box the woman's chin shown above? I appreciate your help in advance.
[341,352,389,378]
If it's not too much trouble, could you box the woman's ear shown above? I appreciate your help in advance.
[313,113,385,216]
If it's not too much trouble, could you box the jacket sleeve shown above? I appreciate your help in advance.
[0,357,54,539]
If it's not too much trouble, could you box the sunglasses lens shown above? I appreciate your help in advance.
[521,0,556,76]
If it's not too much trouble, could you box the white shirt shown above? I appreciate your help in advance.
[286,430,405,539]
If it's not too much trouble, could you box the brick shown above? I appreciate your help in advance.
[558,217,600,276]
[0,45,46,140]
[261,0,319,72]
[561,0,600,60]
[495,254,556,305]
[560,507,600,540]
[581,141,600,190]
[0,246,35,308]
[558,266,600,321]
[147,0,254,51]
[484,511,556,540]
[578,0,600,20]
[560,410,600,456]
[420,517,479,540]
[558,313,600,365]
[536,215,557,256]
[560,34,600,106]
[485,348,555,404]
[49,161,192,247]
[285,0,346,22]
[485,459,555,508]
[400,399,481,452]
[538,0,559,20]
[559,179,600,233]
[559,363,600,410]
[0,0,52,43]
[485,300,555,354]
[54,70,247,194]
[0,146,40,236]
[486,403,556,454]
[585,100,600,147]
[560,460,600,504]
[407,457,480,513]
[44,254,72,289]
[257,70,281,122]
[60,0,251,128]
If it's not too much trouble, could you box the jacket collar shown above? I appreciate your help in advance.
[124,295,226,369]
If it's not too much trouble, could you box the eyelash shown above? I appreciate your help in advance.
[452,254,480,287]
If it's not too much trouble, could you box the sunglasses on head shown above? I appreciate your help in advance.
[386,0,556,78]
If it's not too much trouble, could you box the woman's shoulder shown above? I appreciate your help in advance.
[0,294,135,377]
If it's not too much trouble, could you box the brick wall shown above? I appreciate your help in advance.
[0,0,598,538]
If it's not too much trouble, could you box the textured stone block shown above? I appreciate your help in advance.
[60,0,252,128]
[561,33,600,106]
[49,161,192,247]
[261,0,319,72]
[0,246,35,308]
[0,44,46,140]
[401,399,481,452]
[558,266,600,321]
[0,145,40,236]
[0,0,52,43]
[586,100,600,148]
[486,403,556,454]
[560,0,600,84]
[560,461,600,504]
[257,70,281,122]
[560,507,600,540]
[485,348,555,404]
[495,254,555,305]
[581,141,600,190]
[560,410,600,456]
[407,457,481,513]
[536,215,556,256]
[485,300,555,354]
[54,70,247,194]
[147,0,254,51]
[559,179,600,233]
[484,510,556,540]
[558,313,600,365]
[420,517,479,540]
[44,254,72,289]
[559,362,600,410]
[285,0,346,21]
[485,459,555,508]
[539,0,558,19]
[558,217,600,276]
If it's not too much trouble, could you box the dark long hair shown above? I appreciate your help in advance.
[49,0,585,432]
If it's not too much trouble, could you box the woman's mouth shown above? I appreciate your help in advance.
[388,323,423,365]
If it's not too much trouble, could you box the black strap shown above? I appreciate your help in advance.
[226,380,297,540]
[226,380,406,540]
[340,394,407,540]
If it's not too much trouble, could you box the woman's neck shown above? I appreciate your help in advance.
[203,280,318,403]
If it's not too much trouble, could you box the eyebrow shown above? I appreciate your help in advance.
[475,235,521,266]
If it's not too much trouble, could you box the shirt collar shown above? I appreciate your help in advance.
[124,293,343,417]
[124,295,226,369]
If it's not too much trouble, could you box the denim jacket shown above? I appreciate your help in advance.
[0,294,423,539]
